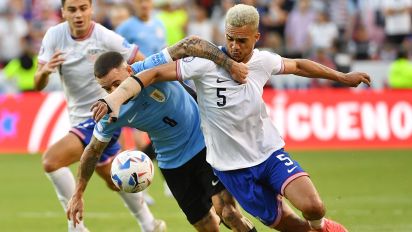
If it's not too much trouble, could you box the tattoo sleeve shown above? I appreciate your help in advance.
[77,136,109,191]
[167,35,234,71]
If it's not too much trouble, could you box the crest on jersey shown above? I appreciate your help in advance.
[87,48,104,62]
[150,89,165,102]
[182,57,195,63]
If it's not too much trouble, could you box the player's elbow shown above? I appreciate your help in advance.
[292,59,311,76]
[150,64,175,84]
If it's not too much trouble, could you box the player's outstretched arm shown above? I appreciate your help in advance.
[167,35,248,83]
[67,136,108,227]
[282,58,371,87]
[92,62,177,122]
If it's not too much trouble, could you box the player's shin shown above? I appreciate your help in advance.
[118,191,156,232]
[45,167,88,231]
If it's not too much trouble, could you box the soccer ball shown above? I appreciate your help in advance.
[110,150,154,193]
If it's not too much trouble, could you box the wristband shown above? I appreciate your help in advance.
[131,75,145,90]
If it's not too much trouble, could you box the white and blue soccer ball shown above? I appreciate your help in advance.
[110,150,154,193]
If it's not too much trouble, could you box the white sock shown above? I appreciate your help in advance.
[45,167,75,210]
[308,218,325,230]
[45,167,86,230]
[119,192,155,232]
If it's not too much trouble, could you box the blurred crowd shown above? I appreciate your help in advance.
[1,0,412,93]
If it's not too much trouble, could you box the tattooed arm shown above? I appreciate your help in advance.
[66,136,109,226]
[167,35,247,82]
[168,36,231,70]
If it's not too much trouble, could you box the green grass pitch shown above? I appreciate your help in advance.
[0,150,411,231]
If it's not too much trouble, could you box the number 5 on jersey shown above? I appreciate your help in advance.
[217,88,226,106]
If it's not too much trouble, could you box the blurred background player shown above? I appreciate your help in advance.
[68,41,256,231]
[156,0,188,46]
[113,0,171,203]
[33,0,165,231]
[3,36,37,92]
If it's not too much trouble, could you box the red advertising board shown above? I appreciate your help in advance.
[0,90,411,154]
[0,92,69,154]
[263,89,412,149]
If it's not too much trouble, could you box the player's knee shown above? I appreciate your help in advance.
[301,198,325,219]
[42,151,59,173]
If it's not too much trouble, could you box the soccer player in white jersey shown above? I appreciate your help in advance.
[33,0,165,231]
[94,4,372,232]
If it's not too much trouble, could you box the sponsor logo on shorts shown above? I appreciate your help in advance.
[287,166,297,173]
[212,179,220,186]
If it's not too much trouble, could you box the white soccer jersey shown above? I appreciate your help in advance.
[38,22,138,126]
[177,49,285,171]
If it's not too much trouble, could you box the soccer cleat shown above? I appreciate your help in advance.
[318,219,348,232]
[153,219,167,232]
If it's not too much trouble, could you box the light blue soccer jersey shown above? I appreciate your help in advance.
[93,51,205,169]
[116,16,166,56]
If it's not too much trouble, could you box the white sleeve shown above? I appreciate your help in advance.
[37,27,57,65]
[99,25,139,64]
[176,57,215,82]
[260,51,285,76]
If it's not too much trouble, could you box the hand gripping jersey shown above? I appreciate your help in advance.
[38,22,138,126]
[177,49,286,171]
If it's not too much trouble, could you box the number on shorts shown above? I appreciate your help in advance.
[276,154,294,166]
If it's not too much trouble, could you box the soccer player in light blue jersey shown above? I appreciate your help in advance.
[67,36,256,232]
[116,0,166,57]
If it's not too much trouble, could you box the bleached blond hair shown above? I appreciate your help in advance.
[225,4,259,31]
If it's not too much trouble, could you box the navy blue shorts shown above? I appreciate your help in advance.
[214,148,308,226]
[70,118,121,166]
